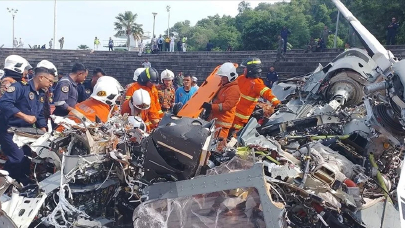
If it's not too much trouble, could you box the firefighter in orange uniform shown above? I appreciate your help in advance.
[202,63,240,147]
[124,67,163,126]
[231,57,280,134]
[157,69,176,112]
[121,88,152,132]
[125,68,145,95]
[68,76,123,123]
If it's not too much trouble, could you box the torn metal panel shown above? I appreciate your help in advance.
[357,198,400,228]
[141,163,285,228]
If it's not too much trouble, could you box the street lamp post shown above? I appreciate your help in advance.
[166,6,171,37]
[7,8,18,48]
[53,0,56,49]
[152,12,157,39]
[333,10,340,48]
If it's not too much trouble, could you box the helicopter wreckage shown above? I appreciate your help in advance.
[1,0,405,227]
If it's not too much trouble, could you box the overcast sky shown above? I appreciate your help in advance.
[1,1,288,50]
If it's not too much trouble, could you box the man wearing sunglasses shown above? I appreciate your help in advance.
[0,65,54,185]
[53,63,88,119]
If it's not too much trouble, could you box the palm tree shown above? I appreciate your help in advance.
[114,11,143,51]
[77,44,89,50]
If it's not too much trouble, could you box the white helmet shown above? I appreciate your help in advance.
[192,76,198,82]
[161,69,174,82]
[4,55,32,74]
[0,70,4,79]
[37,60,58,76]
[128,116,147,132]
[91,76,124,105]
[217,62,238,82]
[133,68,145,81]
[131,88,151,110]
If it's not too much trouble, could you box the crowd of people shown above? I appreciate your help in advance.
[0,54,280,185]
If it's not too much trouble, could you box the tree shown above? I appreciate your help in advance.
[114,11,143,50]
[77,45,89,50]
[238,1,251,14]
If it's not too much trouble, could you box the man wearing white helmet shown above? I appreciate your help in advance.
[1,55,32,97]
[121,88,152,132]
[36,60,58,120]
[125,68,145,93]
[192,76,199,89]
[0,66,55,185]
[157,69,175,112]
[202,62,241,151]
[67,76,123,123]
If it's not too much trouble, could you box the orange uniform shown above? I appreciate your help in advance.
[232,75,280,131]
[121,99,152,132]
[73,98,111,123]
[208,80,240,138]
[125,82,163,123]
[156,84,175,111]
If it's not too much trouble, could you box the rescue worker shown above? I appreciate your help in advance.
[121,89,152,132]
[231,57,280,135]
[0,66,54,185]
[157,69,175,112]
[125,67,163,126]
[36,60,58,120]
[77,67,106,102]
[67,76,123,123]
[125,68,145,94]
[0,55,32,97]
[53,63,88,117]
[202,62,240,150]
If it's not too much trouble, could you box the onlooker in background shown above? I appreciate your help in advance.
[344,43,351,51]
[177,40,182,52]
[192,76,199,89]
[182,36,188,52]
[165,36,170,51]
[151,35,157,52]
[320,26,331,49]
[138,40,145,56]
[27,68,34,81]
[142,59,151,68]
[18,38,24,48]
[170,35,176,52]
[265,67,278,88]
[227,44,233,51]
[94,37,100,50]
[41,44,46,49]
[108,37,114,51]
[59,37,64,49]
[49,38,53,49]
[387,17,400,45]
[206,40,213,51]
[157,35,164,51]
[175,75,197,105]
[13,38,18,48]
[280,26,291,53]
[276,35,286,62]
[304,37,317,53]
[174,72,183,90]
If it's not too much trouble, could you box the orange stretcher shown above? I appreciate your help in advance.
[177,63,238,118]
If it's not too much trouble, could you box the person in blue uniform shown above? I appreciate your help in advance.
[0,66,54,185]
[77,67,105,102]
[53,63,88,117]
[36,60,58,120]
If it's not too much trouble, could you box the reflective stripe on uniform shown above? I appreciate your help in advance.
[218,103,223,111]
[247,60,261,65]
[271,97,279,104]
[240,93,258,102]
[235,112,250,120]
[233,124,244,129]
[125,96,131,100]
[158,110,163,114]
[145,121,152,126]
[260,87,270,96]
[54,101,66,106]
[216,120,232,128]
[145,68,151,79]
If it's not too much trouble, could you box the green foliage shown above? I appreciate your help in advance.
[164,0,404,51]
[114,11,143,48]
[77,45,89,50]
